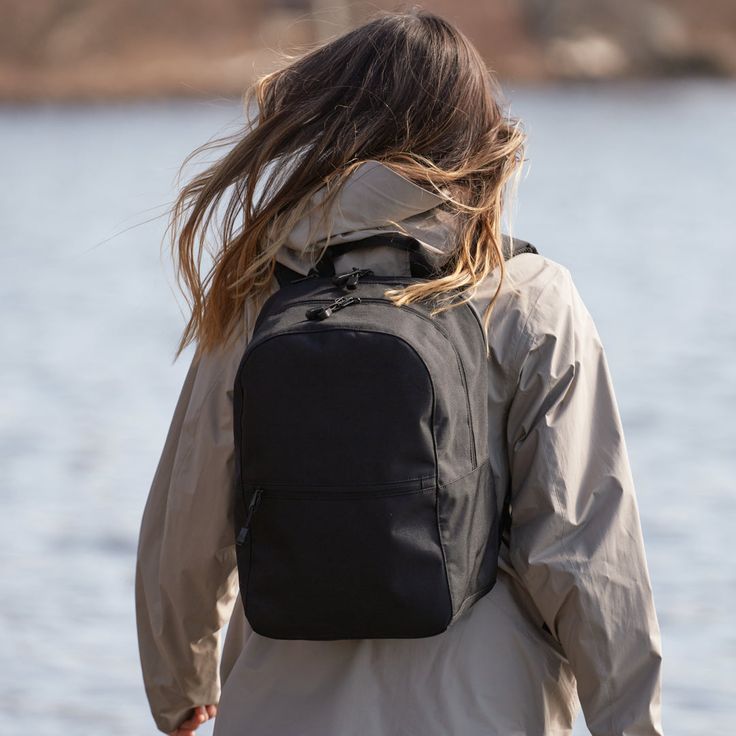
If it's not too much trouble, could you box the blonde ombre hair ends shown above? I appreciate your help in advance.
[168,9,526,357]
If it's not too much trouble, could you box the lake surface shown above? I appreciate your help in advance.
[1,79,734,735]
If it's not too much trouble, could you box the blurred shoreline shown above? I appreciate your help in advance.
[2,77,733,113]
[1,0,735,103]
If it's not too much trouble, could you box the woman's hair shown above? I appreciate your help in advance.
[169,8,526,357]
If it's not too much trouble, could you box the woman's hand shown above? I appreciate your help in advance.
[169,704,217,735]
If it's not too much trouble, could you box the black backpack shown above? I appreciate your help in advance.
[233,233,538,640]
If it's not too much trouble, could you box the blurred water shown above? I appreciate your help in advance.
[0,80,734,735]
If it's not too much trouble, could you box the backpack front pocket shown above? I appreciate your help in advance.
[235,480,453,640]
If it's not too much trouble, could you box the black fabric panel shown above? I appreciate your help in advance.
[240,329,436,486]
[239,483,452,639]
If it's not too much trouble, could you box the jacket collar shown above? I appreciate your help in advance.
[272,159,458,276]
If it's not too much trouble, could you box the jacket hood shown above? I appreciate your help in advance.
[272,159,460,276]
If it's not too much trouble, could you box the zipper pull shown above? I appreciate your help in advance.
[236,488,263,546]
[332,267,374,290]
[305,295,361,321]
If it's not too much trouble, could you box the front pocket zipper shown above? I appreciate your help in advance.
[235,488,263,546]
[235,478,432,547]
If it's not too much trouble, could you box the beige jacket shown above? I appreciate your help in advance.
[135,161,663,736]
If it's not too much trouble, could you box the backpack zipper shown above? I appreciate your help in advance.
[305,295,362,321]
[235,479,433,546]
[239,475,433,500]
[236,488,263,546]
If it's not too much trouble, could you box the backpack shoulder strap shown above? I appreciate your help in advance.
[273,260,304,287]
[502,234,538,260]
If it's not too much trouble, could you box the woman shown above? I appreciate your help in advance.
[135,9,663,736]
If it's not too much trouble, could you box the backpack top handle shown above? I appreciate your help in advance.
[273,232,538,287]
[315,232,539,275]
[314,233,436,278]
[272,232,434,287]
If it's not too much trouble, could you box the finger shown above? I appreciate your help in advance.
[177,718,202,730]
[178,707,208,730]
[205,704,217,718]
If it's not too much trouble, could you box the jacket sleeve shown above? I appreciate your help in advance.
[134,289,270,733]
[505,264,664,736]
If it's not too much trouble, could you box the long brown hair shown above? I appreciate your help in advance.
[169,8,526,357]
